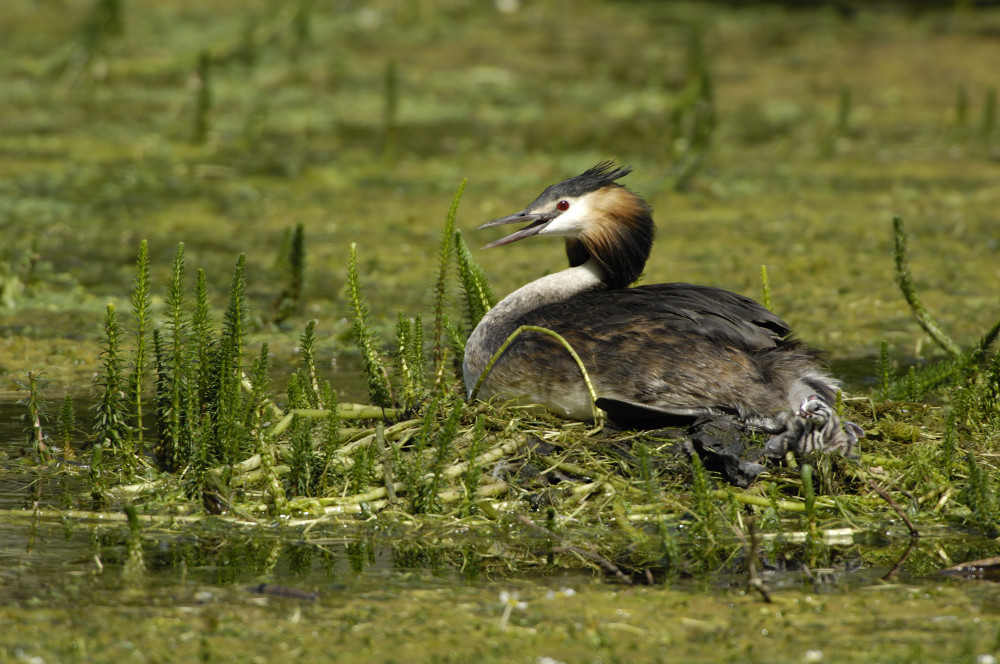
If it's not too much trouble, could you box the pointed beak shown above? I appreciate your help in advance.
[478,211,554,249]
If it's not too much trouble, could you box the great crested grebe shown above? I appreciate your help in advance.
[463,162,861,457]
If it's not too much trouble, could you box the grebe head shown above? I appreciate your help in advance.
[479,161,655,289]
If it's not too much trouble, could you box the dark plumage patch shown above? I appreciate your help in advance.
[535,161,633,201]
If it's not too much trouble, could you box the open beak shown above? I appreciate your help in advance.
[478,211,554,248]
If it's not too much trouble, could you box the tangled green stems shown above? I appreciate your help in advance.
[468,324,604,427]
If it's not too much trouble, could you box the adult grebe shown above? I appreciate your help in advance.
[462,162,860,457]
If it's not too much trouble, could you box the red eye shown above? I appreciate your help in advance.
[556,200,570,211]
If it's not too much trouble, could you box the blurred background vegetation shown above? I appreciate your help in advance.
[1,0,999,398]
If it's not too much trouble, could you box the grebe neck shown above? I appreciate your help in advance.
[490,258,604,319]
[463,258,606,395]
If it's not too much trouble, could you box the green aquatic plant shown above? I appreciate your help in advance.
[56,394,75,461]
[93,303,131,476]
[892,215,961,358]
[296,319,321,408]
[945,340,1000,449]
[247,342,287,513]
[876,339,894,402]
[800,463,817,533]
[880,217,1000,401]
[216,254,250,467]
[759,264,772,312]
[345,181,468,411]
[455,229,496,330]
[401,397,443,514]
[394,312,425,410]
[432,179,467,388]
[346,431,376,499]
[433,401,465,487]
[85,240,353,503]
[986,350,1000,433]
[271,223,305,324]
[347,242,394,408]
[635,442,657,505]
[963,452,999,537]
[128,240,152,457]
[411,399,464,515]
[191,269,215,409]
[286,373,314,496]
[460,414,487,516]
[316,381,341,494]
[160,243,190,470]
[21,371,52,464]
[689,452,717,541]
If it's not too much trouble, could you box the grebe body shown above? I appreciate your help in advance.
[463,162,859,455]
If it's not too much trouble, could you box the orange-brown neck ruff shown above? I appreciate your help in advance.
[565,185,654,289]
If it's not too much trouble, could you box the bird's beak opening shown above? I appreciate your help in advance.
[478,211,553,249]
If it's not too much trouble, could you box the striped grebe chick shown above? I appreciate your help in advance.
[462,162,861,457]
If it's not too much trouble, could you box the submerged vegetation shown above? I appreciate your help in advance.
[4,0,1000,660]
